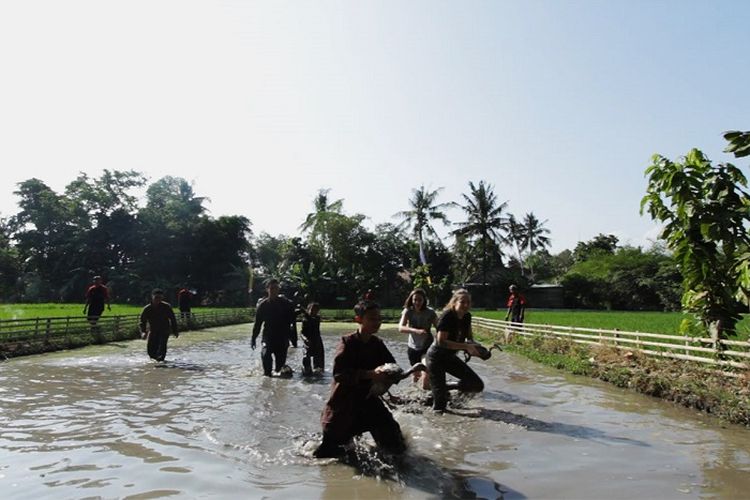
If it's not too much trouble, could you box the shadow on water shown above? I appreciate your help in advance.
[449,407,649,447]
[482,389,547,408]
[152,360,206,372]
[333,440,525,499]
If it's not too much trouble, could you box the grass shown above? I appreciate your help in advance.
[475,309,750,340]
[3,304,750,340]
[472,330,750,427]
[0,303,246,321]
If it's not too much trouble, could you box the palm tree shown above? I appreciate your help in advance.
[299,188,344,236]
[520,212,551,281]
[453,181,508,284]
[393,185,451,265]
[505,213,526,276]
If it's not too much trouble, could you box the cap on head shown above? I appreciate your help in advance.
[152,288,164,296]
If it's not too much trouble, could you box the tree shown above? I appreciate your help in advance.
[453,181,508,285]
[299,189,344,258]
[724,130,750,159]
[12,179,80,300]
[505,214,526,276]
[393,185,451,266]
[0,215,21,300]
[573,234,619,263]
[520,212,551,281]
[641,149,750,336]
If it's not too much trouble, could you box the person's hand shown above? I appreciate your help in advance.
[140,331,147,339]
[466,343,481,358]
[251,339,256,350]
[371,366,390,383]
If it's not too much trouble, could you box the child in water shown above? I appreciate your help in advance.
[300,302,324,375]
[313,300,406,458]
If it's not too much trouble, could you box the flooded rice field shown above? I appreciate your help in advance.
[1,322,749,499]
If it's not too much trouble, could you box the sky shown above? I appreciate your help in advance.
[1,0,748,253]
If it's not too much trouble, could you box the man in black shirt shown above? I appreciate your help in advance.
[140,288,178,361]
[252,279,298,376]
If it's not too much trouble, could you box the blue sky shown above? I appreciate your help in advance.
[1,0,748,253]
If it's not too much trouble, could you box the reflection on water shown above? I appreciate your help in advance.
[1,323,749,499]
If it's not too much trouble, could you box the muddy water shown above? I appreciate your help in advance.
[1,323,749,499]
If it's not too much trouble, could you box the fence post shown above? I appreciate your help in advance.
[45,318,52,344]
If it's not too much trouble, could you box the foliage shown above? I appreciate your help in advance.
[0,216,20,301]
[573,233,618,262]
[724,130,750,159]
[560,245,681,311]
[641,149,750,336]
[393,185,452,266]
[8,173,253,306]
[453,180,508,289]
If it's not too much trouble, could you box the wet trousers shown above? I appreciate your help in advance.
[261,340,288,376]
[302,337,324,374]
[314,398,405,458]
[147,330,170,361]
[425,349,484,411]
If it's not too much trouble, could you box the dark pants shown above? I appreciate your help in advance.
[261,340,288,376]
[425,348,484,411]
[87,304,104,325]
[147,330,170,361]
[314,398,406,458]
[407,346,429,366]
[179,307,191,320]
[302,336,324,374]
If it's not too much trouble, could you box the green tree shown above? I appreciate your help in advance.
[393,185,451,266]
[299,189,345,260]
[453,181,508,285]
[505,214,526,276]
[520,212,551,281]
[573,234,619,263]
[0,215,21,300]
[641,149,750,336]
[12,179,80,300]
[724,130,750,159]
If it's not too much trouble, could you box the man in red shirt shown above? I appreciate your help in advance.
[504,284,527,323]
[83,275,111,326]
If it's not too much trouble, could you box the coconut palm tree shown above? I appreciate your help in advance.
[453,181,508,284]
[393,185,451,265]
[299,188,344,236]
[505,213,526,276]
[520,212,551,280]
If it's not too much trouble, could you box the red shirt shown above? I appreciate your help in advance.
[506,292,526,308]
[86,284,109,305]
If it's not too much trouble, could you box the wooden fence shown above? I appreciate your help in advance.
[0,309,253,359]
[473,317,750,372]
[0,307,405,359]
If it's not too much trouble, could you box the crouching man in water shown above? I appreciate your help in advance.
[425,288,484,413]
[313,300,406,458]
[252,278,298,377]
[140,288,178,361]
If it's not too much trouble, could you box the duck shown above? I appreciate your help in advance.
[368,362,427,398]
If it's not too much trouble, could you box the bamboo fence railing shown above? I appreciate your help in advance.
[0,309,253,358]
[473,316,750,372]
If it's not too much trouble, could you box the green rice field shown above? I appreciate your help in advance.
[2,304,748,339]
[475,309,750,339]
[0,303,243,321]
